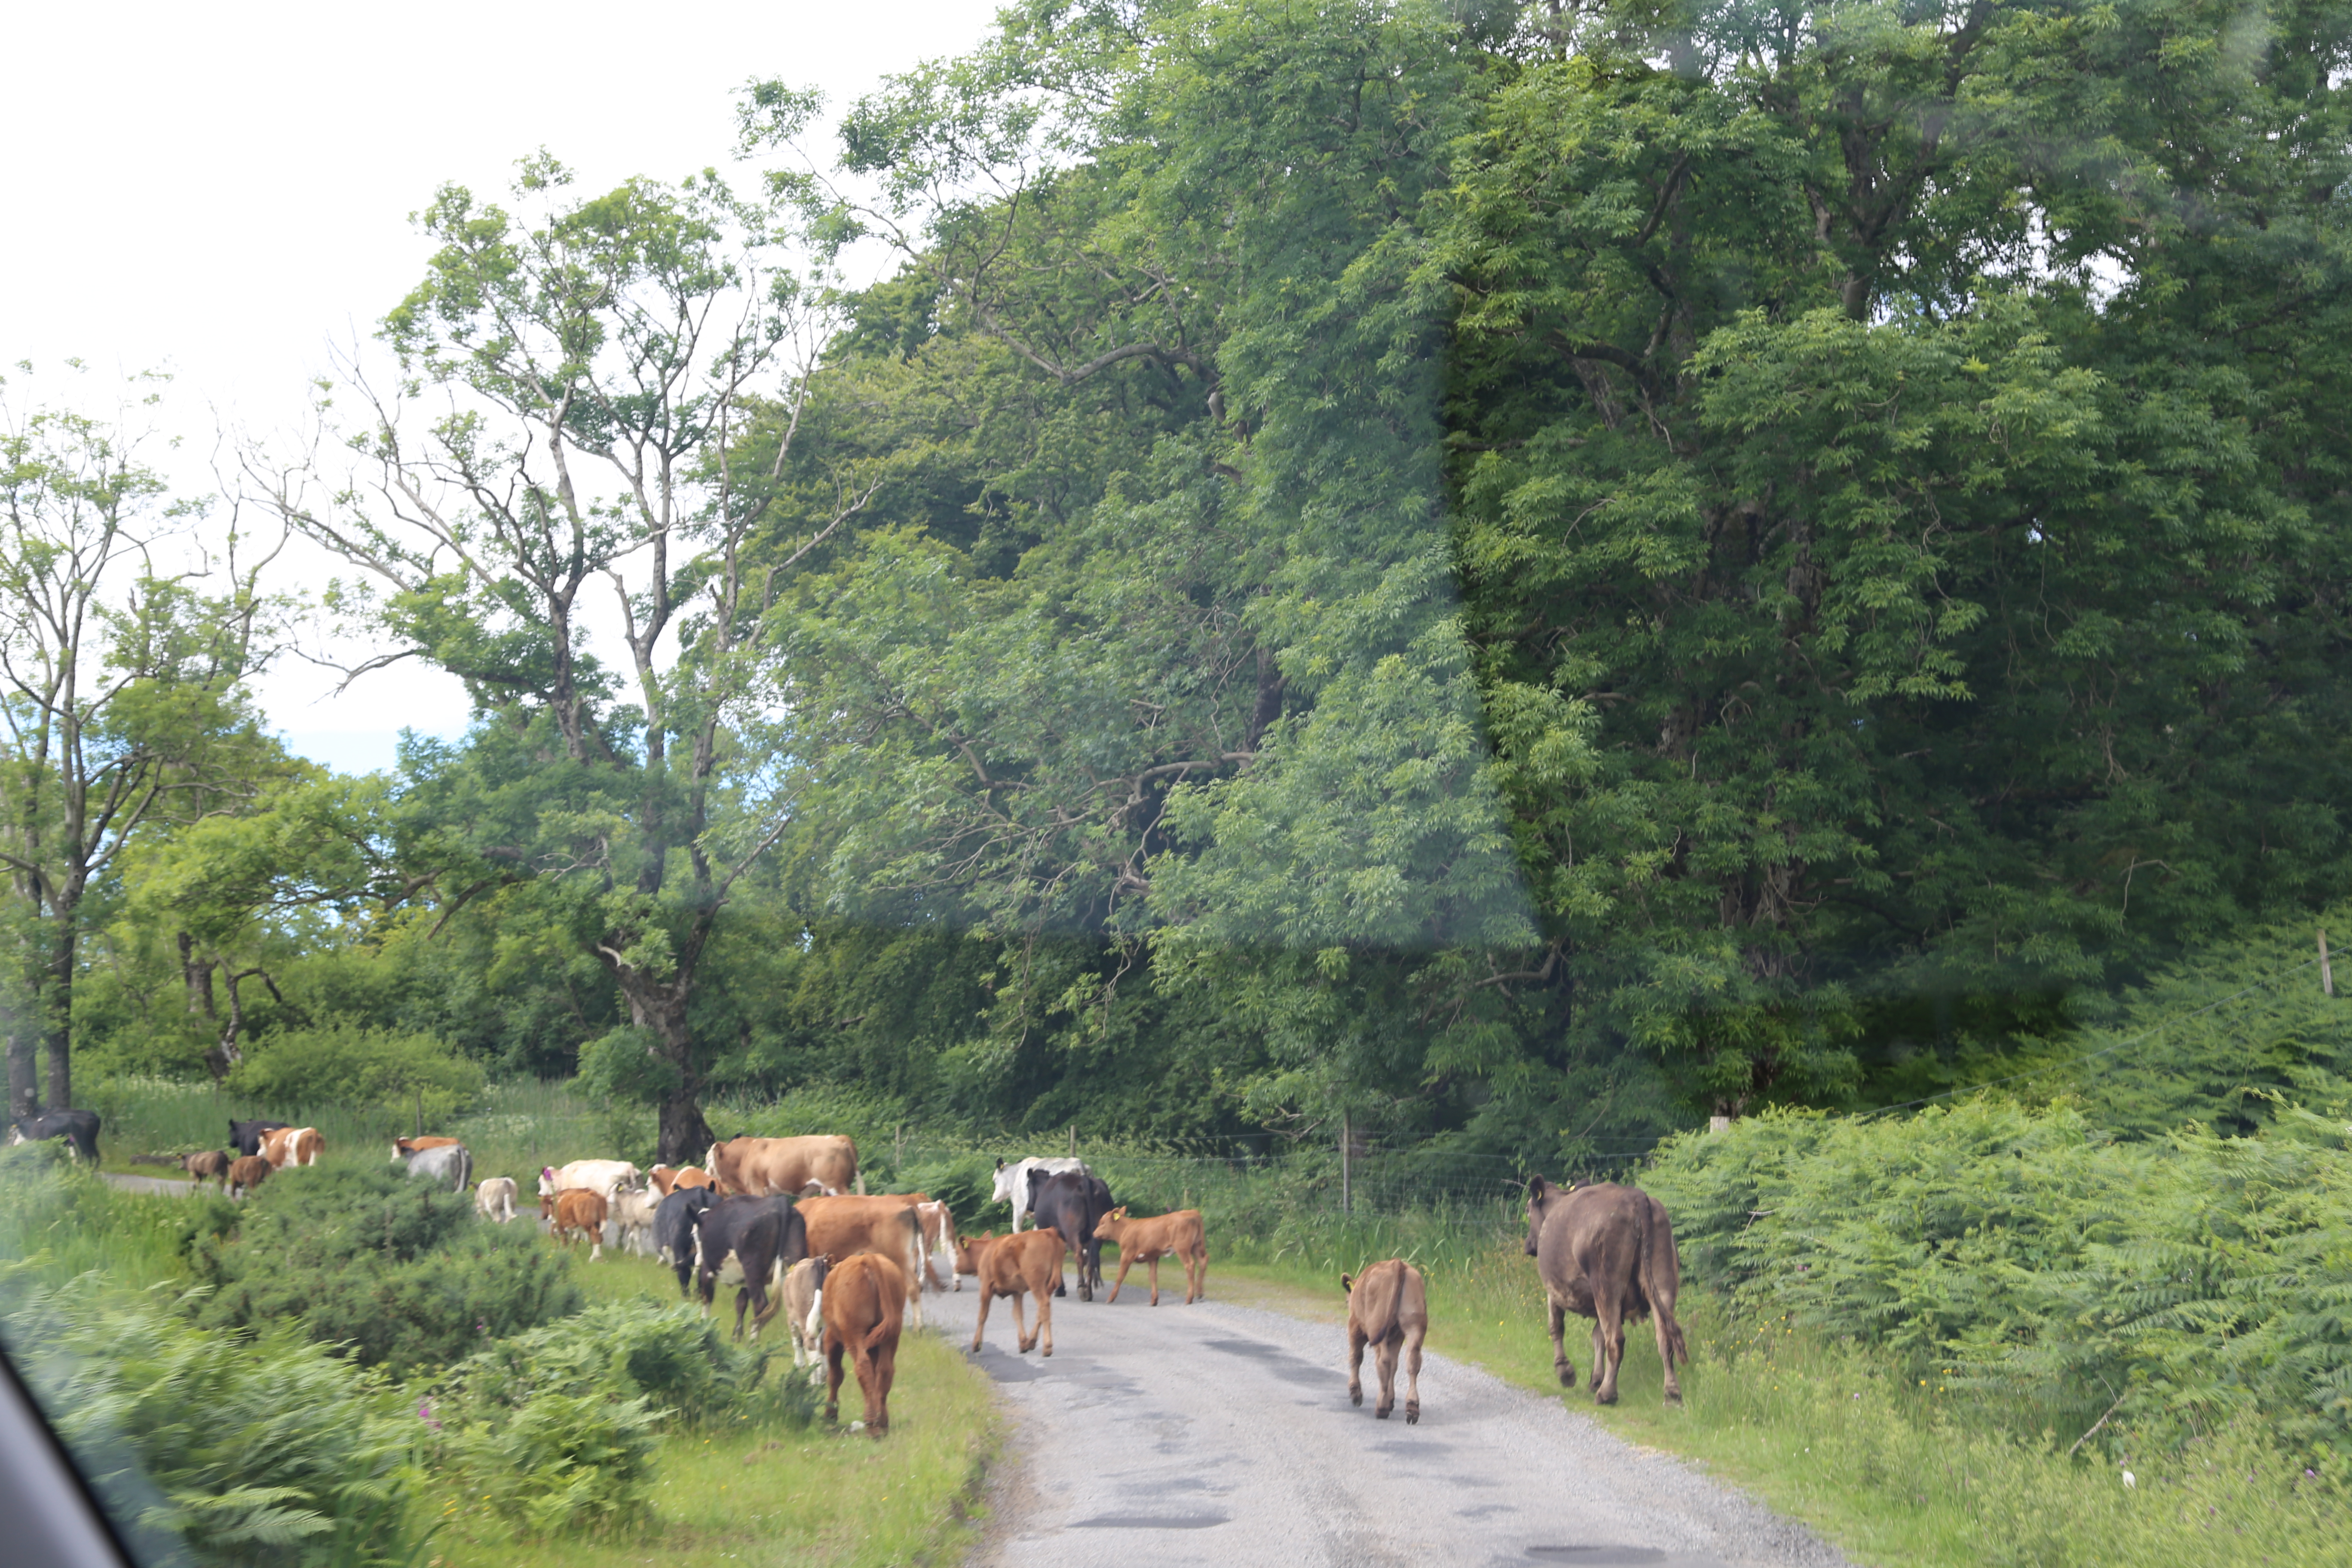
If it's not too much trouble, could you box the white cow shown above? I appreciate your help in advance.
[607,1187,662,1256]
[780,1256,830,1372]
[475,1176,519,1222]
[537,1160,644,1201]
[989,1156,1090,1233]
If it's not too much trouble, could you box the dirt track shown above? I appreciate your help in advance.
[924,1264,1850,1568]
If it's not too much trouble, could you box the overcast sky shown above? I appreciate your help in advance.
[1,0,994,774]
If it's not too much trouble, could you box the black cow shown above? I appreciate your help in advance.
[228,1119,290,1158]
[1029,1168,1116,1302]
[654,1186,721,1297]
[8,1109,99,1163]
[692,1194,811,1340]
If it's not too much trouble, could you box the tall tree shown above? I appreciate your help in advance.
[0,366,285,1113]
[247,153,873,1159]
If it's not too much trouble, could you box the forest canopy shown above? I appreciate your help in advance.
[9,0,2349,1168]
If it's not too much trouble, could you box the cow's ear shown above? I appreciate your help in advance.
[1340,1273,1353,1294]
[994,1158,1005,1171]
[1528,1176,1549,1204]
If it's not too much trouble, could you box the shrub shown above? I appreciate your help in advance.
[1,1277,422,1568]
[1642,1099,2352,1457]
[226,1022,486,1124]
[436,1389,661,1542]
[437,1302,769,1428]
[188,1165,579,1375]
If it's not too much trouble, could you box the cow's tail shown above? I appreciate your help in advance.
[1635,1195,1688,1371]
[1352,1262,1408,1348]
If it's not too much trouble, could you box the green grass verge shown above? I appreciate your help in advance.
[421,1246,1000,1568]
[1210,1249,2352,1568]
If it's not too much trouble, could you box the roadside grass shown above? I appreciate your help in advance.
[418,1296,999,1568]
[1211,1245,2352,1568]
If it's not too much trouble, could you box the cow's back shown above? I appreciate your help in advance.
[1535,1183,1648,1313]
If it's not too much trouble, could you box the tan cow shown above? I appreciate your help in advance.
[179,1150,233,1191]
[704,1135,859,1197]
[649,1163,714,1196]
[545,1187,610,1261]
[1522,1177,1687,1406]
[868,1192,961,1292]
[960,1230,1066,1358]
[259,1127,324,1169]
[227,1155,271,1198]
[781,1256,832,1370]
[821,1253,906,1435]
[389,1135,460,1164]
[796,1195,926,1329]
[1092,1207,1208,1305]
[1342,1259,1427,1424]
[475,1176,519,1222]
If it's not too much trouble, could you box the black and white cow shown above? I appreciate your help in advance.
[1030,1168,1117,1301]
[692,1194,811,1341]
[227,1119,290,1159]
[7,1109,99,1163]
[654,1186,722,1297]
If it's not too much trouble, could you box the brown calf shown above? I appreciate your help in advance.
[227,1155,271,1198]
[649,1164,714,1196]
[959,1230,1066,1358]
[545,1187,610,1262]
[1523,1178,1687,1406]
[1091,1207,1208,1305]
[821,1253,906,1435]
[180,1150,233,1190]
[1342,1259,1427,1423]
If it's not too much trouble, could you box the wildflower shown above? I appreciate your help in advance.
[2122,1469,2136,1489]
[415,1398,442,1431]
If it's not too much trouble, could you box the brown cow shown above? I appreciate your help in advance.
[180,1150,233,1191]
[960,1230,1065,1357]
[545,1187,610,1262]
[1092,1207,1208,1305]
[1523,1178,1687,1406]
[796,1195,926,1329]
[821,1253,906,1435]
[227,1155,271,1199]
[259,1126,324,1169]
[649,1163,714,1196]
[1342,1259,1427,1423]
[389,1135,460,1164]
[703,1135,858,1198]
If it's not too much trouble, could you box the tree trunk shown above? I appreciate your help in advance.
[42,920,74,1112]
[6,1022,35,1119]
[657,1089,717,1169]
[612,965,713,1164]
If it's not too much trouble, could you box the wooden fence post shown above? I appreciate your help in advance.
[1341,1110,1352,1216]
[2322,929,2335,999]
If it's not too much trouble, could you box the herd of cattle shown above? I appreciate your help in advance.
[10,1109,1692,1437]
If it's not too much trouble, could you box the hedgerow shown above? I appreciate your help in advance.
[1643,1098,2352,1459]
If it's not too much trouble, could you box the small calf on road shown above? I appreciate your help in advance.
[227,1155,271,1199]
[180,1150,233,1190]
[1342,1259,1427,1424]
[546,1187,609,1261]
[961,1230,1066,1358]
[1092,1206,1208,1305]
[475,1176,519,1223]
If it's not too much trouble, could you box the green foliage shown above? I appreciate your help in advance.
[1644,1099,2352,1457]
[188,1166,579,1375]
[226,1022,487,1124]
[1,1276,423,1568]
[435,1390,661,1542]
[435,1302,772,1430]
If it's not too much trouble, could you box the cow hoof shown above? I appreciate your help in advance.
[1406,1405,1419,1425]
[1595,1391,1618,1406]
[1351,1388,1363,1407]
[1375,1406,1390,1420]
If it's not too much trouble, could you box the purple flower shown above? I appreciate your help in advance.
[416,1398,442,1432]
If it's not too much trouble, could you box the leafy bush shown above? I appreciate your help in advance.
[1,1276,422,1568]
[188,1165,578,1374]
[1643,1099,2352,1457]
[226,1022,486,1124]
[436,1388,661,1541]
[436,1302,769,1428]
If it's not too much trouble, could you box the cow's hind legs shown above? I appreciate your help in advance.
[1592,1299,1626,1405]
[1653,1309,1684,1404]
[1037,1286,1054,1357]
[824,1337,847,1423]
[1547,1298,1576,1389]
[1347,1324,1368,1407]
[1011,1290,1036,1354]
[1402,1319,1424,1425]
[1373,1333,1400,1420]
[969,1290,993,1354]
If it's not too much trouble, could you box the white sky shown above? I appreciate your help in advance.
[1,0,995,775]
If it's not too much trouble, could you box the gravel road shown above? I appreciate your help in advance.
[923,1268,1850,1568]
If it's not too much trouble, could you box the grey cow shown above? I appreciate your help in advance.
[400,1141,473,1193]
